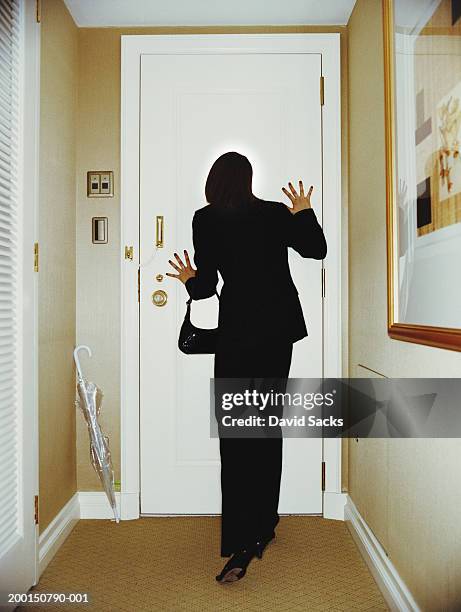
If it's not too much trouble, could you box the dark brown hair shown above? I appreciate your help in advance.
[205,151,257,209]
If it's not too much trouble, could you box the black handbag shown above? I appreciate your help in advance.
[178,291,220,354]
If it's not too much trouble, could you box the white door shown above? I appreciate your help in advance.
[0,0,38,604]
[140,51,324,514]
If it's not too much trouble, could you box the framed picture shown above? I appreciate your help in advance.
[383,0,461,351]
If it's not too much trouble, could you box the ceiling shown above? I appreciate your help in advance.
[63,0,357,28]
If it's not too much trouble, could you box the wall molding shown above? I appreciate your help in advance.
[345,497,421,612]
[78,491,122,519]
[323,491,347,520]
[121,32,344,519]
[79,491,140,520]
[38,493,79,577]
[119,492,139,519]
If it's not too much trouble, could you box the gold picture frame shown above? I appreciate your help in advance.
[383,0,461,352]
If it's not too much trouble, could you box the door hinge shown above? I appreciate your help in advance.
[320,76,325,106]
[36,0,41,23]
[34,495,39,524]
[34,242,39,272]
[137,268,140,302]
[321,461,326,491]
[321,267,326,298]
[125,245,133,260]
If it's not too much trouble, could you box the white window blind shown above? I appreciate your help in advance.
[0,0,21,556]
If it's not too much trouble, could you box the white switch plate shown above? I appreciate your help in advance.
[87,171,114,197]
[92,217,108,243]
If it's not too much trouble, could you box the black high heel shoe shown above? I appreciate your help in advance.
[215,547,256,583]
[255,531,275,559]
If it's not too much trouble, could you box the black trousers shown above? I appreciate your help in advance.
[214,335,293,557]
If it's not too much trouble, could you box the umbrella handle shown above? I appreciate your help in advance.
[74,345,92,382]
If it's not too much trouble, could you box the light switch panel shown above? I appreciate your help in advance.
[87,171,114,197]
[92,217,108,243]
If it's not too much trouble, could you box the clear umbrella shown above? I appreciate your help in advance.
[74,345,120,523]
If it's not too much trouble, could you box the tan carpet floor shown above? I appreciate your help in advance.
[22,516,388,612]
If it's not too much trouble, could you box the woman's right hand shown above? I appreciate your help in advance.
[166,250,196,284]
[282,180,313,215]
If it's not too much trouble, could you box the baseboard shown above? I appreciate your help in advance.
[78,492,121,519]
[323,491,347,520]
[345,497,421,612]
[119,492,140,519]
[38,493,79,577]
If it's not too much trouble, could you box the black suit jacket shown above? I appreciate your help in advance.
[185,198,327,344]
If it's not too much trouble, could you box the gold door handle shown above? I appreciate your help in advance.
[155,215,164,248]
[152,289,167,307]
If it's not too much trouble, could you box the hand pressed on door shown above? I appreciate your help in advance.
[282,180,314,215]
[166,250,196,284]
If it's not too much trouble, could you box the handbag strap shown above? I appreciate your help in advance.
[186,289,220,307]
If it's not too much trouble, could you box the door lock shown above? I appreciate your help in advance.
[152,289,168,307]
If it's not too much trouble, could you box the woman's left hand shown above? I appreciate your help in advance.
[166,250,196,284]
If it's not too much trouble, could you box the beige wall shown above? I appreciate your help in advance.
[347,1,461,609]
[75,25,349,490]
[39,0,78,533]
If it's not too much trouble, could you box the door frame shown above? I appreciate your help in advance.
[120,33,344,520]
[24,0,41,584]
[0,0,40,596]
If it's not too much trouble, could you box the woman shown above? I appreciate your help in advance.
[166,152,327,583]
